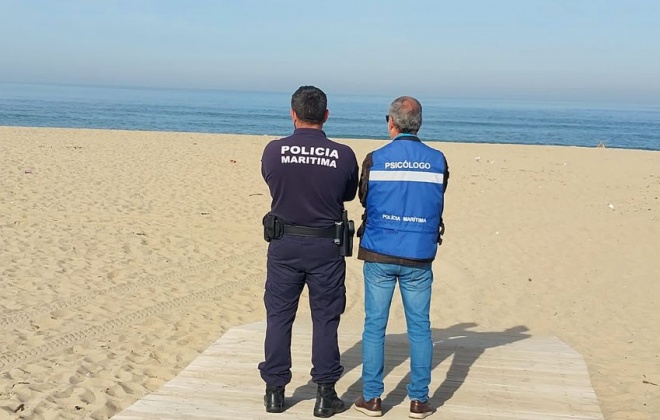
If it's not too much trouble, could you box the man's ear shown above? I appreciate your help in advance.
[322,109,329,124]
[290,109,297,122]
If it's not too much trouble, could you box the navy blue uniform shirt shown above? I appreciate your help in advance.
[261,128,359,228]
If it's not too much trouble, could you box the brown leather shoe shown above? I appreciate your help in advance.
[354,395,383,417]
[409,399,435,419]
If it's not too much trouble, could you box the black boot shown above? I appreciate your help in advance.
[264,384,285,413]
[313,383,346,418]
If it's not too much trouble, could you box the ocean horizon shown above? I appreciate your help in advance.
[1,82,658,151]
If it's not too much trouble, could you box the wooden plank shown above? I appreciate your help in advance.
[114,321,604,419]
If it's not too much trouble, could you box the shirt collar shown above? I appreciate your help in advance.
[394,133,421,142]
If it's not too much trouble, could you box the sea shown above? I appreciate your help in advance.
[1,82,659,151]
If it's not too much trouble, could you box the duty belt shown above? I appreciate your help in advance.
[282,224,336,238]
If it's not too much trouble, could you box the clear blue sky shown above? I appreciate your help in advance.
[1,0,659,102]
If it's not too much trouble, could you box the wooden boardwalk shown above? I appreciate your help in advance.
[114,321,603,419]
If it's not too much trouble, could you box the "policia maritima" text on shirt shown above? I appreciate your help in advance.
[280,145,339,168]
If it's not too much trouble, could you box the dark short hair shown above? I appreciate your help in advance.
[291,86,327,124]
[388,96,422,134]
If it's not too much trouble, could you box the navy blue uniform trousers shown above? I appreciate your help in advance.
[259,234,346,386]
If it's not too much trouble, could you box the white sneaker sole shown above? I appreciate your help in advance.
[409,410,434,419]
[354,405,383,417]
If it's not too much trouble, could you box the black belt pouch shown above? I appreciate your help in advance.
[263,213,284,242]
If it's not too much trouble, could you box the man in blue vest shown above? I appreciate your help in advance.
[353,96,448,419]
[260,86,359,417]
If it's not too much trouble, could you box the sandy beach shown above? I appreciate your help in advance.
[1,126,658,419]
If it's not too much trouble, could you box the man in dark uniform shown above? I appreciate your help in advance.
[259,86,359,417]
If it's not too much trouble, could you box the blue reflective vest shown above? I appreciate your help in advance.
[360,135,447,261]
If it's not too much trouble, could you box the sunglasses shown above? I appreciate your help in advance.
[385,115,390,123]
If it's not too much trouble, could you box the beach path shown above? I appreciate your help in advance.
[113,320,603,419]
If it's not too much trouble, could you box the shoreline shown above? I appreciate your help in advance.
[2,123,659,153]
[1,126,659,419]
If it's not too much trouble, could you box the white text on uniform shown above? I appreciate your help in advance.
[384,161,431,169]
[281,146,339,159]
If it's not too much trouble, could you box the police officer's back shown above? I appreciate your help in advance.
[262,128,357,228]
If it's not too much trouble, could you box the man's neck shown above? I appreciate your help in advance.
[295,122,323,130]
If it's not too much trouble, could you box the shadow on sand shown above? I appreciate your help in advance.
[290,323,530,413]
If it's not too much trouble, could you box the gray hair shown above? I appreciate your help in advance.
[388,96,422,134]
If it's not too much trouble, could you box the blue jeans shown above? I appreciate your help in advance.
[361,261,433,402]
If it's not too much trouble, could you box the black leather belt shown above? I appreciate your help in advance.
[282,224,336,238]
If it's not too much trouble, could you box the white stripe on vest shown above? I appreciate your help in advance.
[370,170,444,184]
